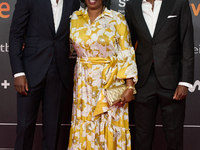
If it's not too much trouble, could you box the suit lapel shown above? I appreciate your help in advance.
[153,0,176,37]
[38,0,55,34]
[56,0,69,37]
[132,0,152,40]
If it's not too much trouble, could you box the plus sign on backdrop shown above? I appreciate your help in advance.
[1,80,10,89]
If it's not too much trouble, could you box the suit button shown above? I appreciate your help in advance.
[153,42,156,45]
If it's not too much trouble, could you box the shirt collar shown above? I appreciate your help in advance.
[76,7,113,19]
[51,0,63,5]
[102,7,113,19]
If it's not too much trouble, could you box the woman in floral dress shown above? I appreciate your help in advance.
[68,0,138,149]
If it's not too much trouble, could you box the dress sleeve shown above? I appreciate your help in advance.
[69,10,80,56]
[115,13,138,83]
[69,12,75,55]
[69,7,84,57]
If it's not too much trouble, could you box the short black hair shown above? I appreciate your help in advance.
[80,0,111,9]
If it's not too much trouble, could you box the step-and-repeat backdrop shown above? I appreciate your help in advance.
[0,0,199,149]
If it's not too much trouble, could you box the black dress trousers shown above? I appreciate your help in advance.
[134,64,185,150]
[15,57,68,150]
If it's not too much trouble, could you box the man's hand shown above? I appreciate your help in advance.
[173,85,188,100]
[14,76,29,95]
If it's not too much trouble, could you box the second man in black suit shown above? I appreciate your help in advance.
[125,0,194,149]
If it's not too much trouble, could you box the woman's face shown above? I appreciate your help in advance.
[85,0,103,10]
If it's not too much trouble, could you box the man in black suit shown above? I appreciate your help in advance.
[9,0,79,149]
[125,0,194,149]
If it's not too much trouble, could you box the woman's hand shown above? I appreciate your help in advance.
[116,88,134,107]
[122,88,134,103]
[115,78,134,107]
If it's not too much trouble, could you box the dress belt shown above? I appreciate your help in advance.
[77,56,119,117]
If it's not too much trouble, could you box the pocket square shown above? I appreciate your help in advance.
[167,15,177,18]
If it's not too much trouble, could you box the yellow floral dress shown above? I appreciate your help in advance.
[68,7,138,150]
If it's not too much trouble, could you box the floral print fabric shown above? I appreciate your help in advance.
[68,7,138,150]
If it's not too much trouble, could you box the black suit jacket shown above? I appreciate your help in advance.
[9,0,80,88]
[125,0,194,89]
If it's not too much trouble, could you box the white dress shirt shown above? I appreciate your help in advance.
[142,0,162,37]
[50,0,63,33]
[142,0,193,88]
[14,0,63,78]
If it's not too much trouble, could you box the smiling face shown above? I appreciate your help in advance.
[85,0,103,10]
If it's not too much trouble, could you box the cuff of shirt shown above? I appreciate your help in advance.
[14,72,26,78]
[178,82,193,88]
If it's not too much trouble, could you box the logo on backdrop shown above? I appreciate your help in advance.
[189,80,200,92]
[190,3,200,16]
[119,0,129,7]
[0,43,9,52]
[0,2,10,18]
[194,44,200,55]
[1,80,10,89]
[117,0,129,14]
